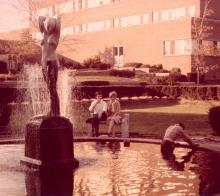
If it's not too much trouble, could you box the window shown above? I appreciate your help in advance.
[173,7,186,19]
[113,46,124,67]
[164,39,192,55]
[113,18,120,28]
[119,46,123,55]
[105,20,112,29]
[164,40,174,55]
[153,12,160,22]
[161,10,169,21]
[82,0,86,9]
[87,21,105,32]
[143,14,149,24]
[189,6,196,16]
[59,1,74,14]
[87,0,111,8]
[120,15,141,27]
[184,39,192,54]
[175,39,186,54]
[47,7,53,16]
[82,24,87,32]
[36,7,47,16]
[75,25,81,34]
[61,27,74,36]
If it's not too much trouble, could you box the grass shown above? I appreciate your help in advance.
[96,99,214,139]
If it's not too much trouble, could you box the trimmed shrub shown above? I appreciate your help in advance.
[140,64,150,68]
[124,62,143,68]
[109,69,135,78]
[90,62,111,70]
[170,67,181,74]
[152,64,163,70]
[74,85,145,99]
[170,74,187,83]
[83,56,111,70]
[80,80,110,86]
[208,106,220,135]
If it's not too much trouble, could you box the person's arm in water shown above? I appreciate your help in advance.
[180,130,197,148]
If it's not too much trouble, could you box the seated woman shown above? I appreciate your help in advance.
[107,91,122,137]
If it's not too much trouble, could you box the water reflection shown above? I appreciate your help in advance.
[74,143,200,195]
[163,149,195,171]
[0,143,220,195]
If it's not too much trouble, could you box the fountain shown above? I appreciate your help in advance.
[0,14,220,196]
[20,15,79,170]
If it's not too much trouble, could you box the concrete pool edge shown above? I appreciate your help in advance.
[0,137,219,154]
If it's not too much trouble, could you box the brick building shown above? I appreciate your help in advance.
[6,0,220,80]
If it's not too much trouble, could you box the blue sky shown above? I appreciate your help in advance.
[0,0,29,32]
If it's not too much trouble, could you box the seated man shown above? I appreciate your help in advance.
[161,123,198,159]
[86,91,107,137]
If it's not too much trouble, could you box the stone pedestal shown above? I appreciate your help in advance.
[21,115,79,170]
[25,170,73,196]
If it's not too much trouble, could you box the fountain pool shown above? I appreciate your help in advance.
[0,142,219,195]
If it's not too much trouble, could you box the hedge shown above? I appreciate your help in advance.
[74,85,220,100]
[80,80,110,86]
[1,85,220,103]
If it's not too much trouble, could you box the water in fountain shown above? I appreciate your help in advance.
[25,64,49,116]
[8,64,88,137]
[58,69,75,119]
[7,64,49,136]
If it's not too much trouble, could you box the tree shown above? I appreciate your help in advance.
[9,0,82,54]
[16,29,41,64]
[191,0,214,84]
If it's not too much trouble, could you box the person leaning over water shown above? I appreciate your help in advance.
[107,91,122,137]
[161,123,198,159]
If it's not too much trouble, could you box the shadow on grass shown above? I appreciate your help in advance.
[120,99,179,110]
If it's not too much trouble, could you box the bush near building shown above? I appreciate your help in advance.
[124,62,143,68]
[83,56,111,70]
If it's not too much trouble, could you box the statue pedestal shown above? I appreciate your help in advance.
[21,115,79,171]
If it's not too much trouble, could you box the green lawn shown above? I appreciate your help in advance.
[73,99,215,139]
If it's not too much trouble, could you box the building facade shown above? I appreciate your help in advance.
[28,0,220,79]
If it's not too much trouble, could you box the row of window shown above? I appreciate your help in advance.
[32,13,149,38]
[163,39,220,56]
[32,1,196,22]
[153,6,196,22]
[32,0,125,17]
[32,5,195,39]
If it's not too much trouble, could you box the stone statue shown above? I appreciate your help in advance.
[38,16,61,116]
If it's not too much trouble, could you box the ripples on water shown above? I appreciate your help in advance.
[74,143,199,196]
[0,143,219,195]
